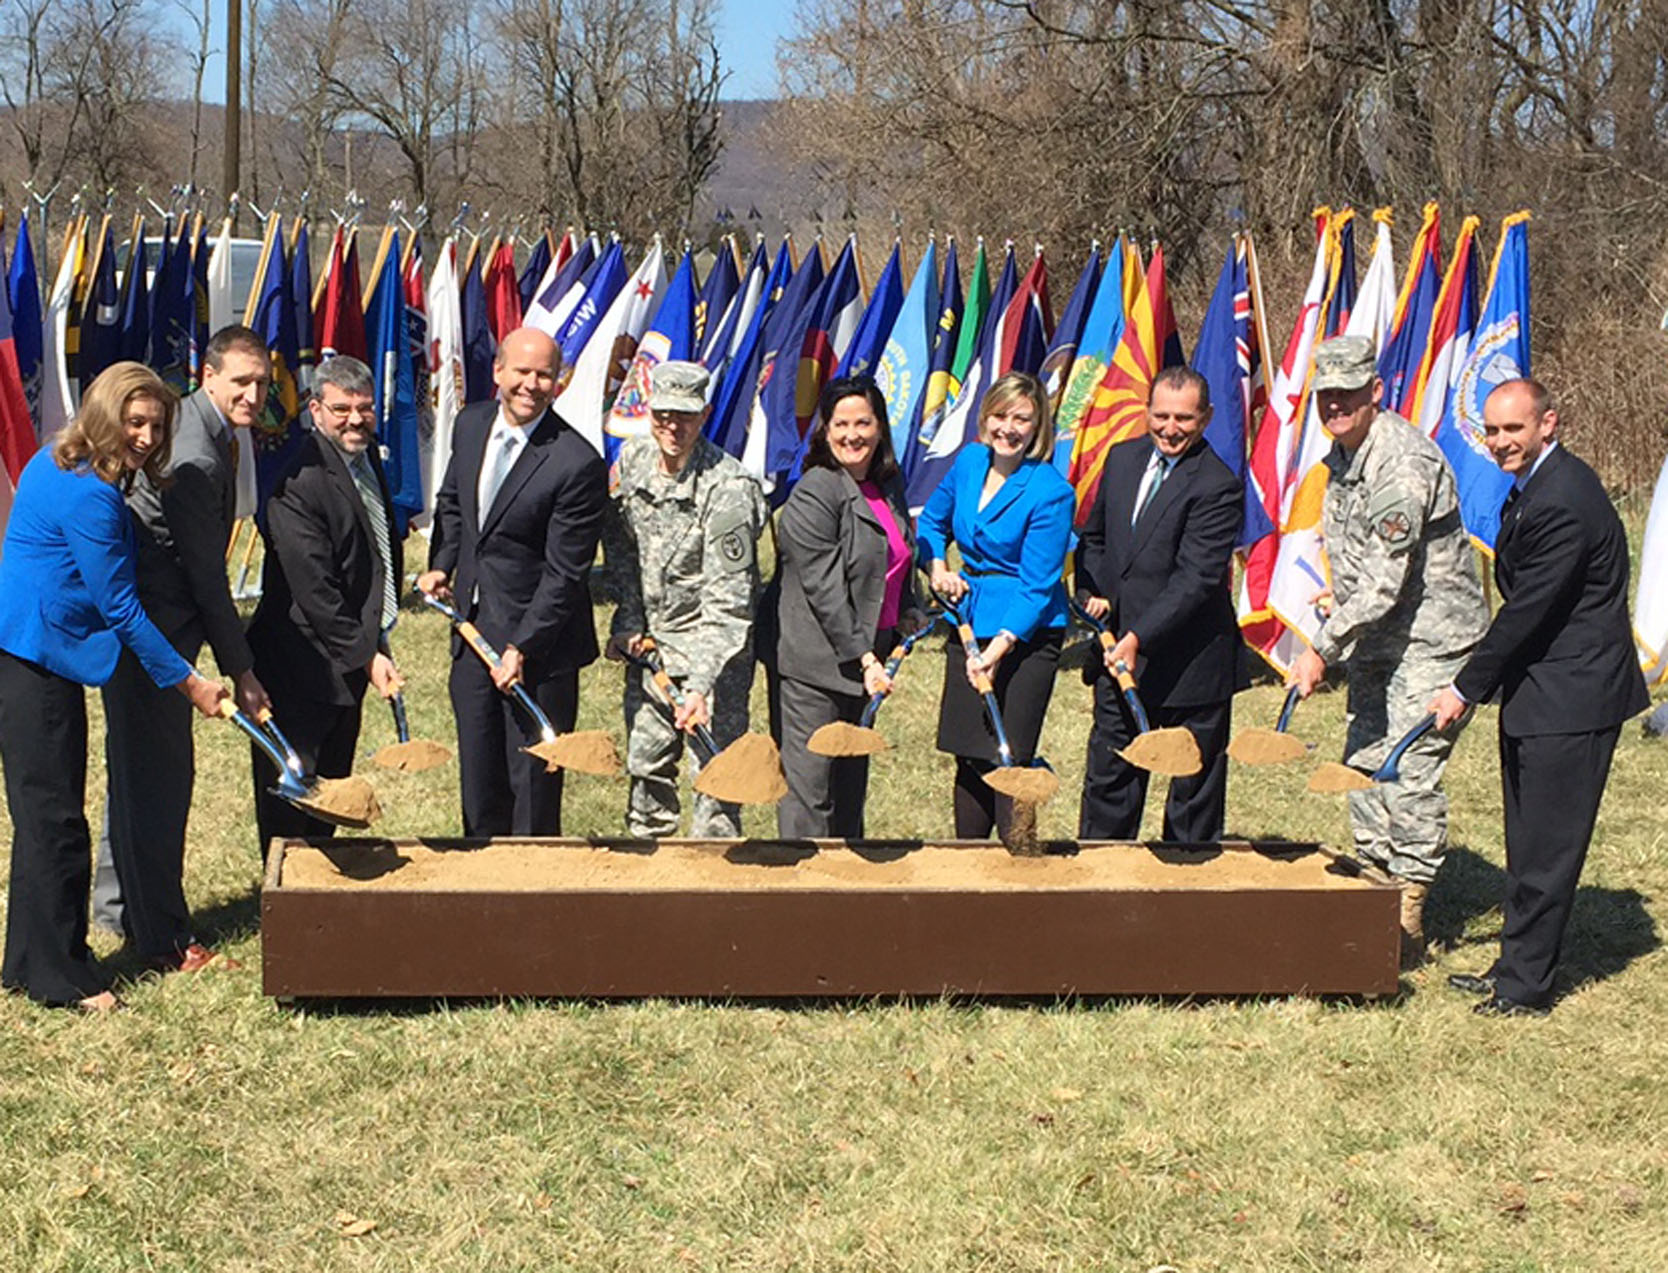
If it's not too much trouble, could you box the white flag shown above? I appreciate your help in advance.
[424,235,465,531]
[39,223,83,440]
[554,242,666,455]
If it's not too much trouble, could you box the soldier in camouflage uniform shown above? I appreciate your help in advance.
[602,361,768,837]
[1289,336,1489,965]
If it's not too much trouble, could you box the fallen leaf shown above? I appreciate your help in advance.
[335,1215,377,1238]
[1051,1087,1083,1102]
[1531,1169,1554,1183]
[1497,1183,1529,1215]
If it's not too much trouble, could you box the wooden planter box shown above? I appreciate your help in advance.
[260,838,1401,1000]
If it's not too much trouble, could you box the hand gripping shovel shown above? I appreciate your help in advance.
[1307,714,1437,793]
[1226,686,1310,766]
[372,639,452,773]
[625,638,788,805]
[420,592,621,776]
[1068,599,1202,777]
[806,616,943,758]
[222,701,382,828]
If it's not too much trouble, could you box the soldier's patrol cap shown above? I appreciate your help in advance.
[649,360,710,413]
[1311,335,1378,392]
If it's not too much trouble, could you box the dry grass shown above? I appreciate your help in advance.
[2,542,1668,1270]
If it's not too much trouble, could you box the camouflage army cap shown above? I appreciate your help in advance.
[649,360,710,413]
[1311,335,1378,393]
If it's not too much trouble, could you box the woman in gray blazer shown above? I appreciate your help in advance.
[770,377,923,838]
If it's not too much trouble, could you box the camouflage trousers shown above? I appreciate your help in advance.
[623,652,754,838]
[1342,650,1471,884]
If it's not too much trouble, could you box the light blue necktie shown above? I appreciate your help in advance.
[1132,456,1172,527]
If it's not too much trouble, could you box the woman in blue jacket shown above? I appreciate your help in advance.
[918,371,1075,839]
[0,363,228,1012]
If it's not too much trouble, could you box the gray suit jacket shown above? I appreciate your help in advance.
[127,390,253,674]
[772,464,917,695]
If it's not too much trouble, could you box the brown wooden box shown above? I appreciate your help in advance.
[260,838,1401,1000]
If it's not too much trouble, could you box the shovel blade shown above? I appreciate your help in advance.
[1226,728,1308,766]
[982,765,1061,805]
[523,730,623,776]
[290,776,383,828]
[1307,762,1376,793]
[693,732,790,805]
[1119,727,1203,777]
[807,721,890,757]
[372,739,453,773]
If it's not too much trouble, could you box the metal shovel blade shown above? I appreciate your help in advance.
[692,732,790,805]
[1306,762,1376,793]
[523,730,623,776]
[373,739,452,772]
[1226,728,1308,766]
[1119,726,1203,777]
[983,764,1061,804]
[807,721,890,757]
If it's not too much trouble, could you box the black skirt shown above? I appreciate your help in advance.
[936,629,1064,764]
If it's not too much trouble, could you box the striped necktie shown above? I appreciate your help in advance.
[352,454,398,631]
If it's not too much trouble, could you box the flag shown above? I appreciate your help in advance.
[0,251,37,488]
[1349,210,1398,351]
[1637,445,1668,687]
[877,237,939,460]
[702,238,767,385]
[426,234,465,527]
[707,239,793,455]
[906,238,988,488]
[362,226,424,533]
[458,237,495,402]
[897,239,963,485]
[483,237,522,341]
[1066,243,1180,520]
[245,217,302,518]
[77,216,122,388]
[40,215,83,439]
[117,217,151,365]
[148,217,191,392]
[1408,215,1481,439]
[742,241,827,484]
[400,232,432,524]
[290,220,316,393]
[1191,234,1271,548]
[555,238,627,369]
[696,238,740,351]
[1438,212,1529,552]
[843,240,904,380]
[517,232,553,316]
[1040,243,1101,411]
[206,216,236,336]
[996,248,1053,376]
[187,216,210,383]
[315,226,368,362]
[523,234,595,336]
[1053,234,1132,473]
[1378,201,1442,414]
[607,246,696,452]
[1321,210,1357,338]
[795,238,864,422]
[556,240,667,455]
[7,214,42,435]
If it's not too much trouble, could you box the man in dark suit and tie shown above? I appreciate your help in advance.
[1075,366,1246,841]
[246,356,404,853]
[94,325,274,971]
[1431,378,1649,1016]
[417,327,608,836]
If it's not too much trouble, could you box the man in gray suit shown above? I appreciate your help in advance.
[93,326,273,972]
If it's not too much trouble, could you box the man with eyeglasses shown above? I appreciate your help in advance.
[246,356,404,854]
[92,324,275,973]
[1286,335,1488,968]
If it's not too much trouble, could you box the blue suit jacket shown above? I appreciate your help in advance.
[0,451,193,689]
[916,444,1074,641]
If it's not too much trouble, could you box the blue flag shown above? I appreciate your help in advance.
[248,221,303,515]
[605,248,698,462]
[556,239,626,365]
[148,217,191,392]
[518,233,553,315]
[696,242,740,353]
[1438,214,1528,552]
[365,230,424,534]
[708,241,798,456]
[290,221,316,390]
[877,238,938,460]
[701,239,767,376]
[842,241,904,380]
[78,220,123,388]
[459,242,495,402]
[7,214,42,435]
[752,244,828,482]
[897,239,962,484]
[117,228,150,365]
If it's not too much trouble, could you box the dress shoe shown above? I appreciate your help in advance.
[152,943,241,974]
[1448,972,1496,996]
[75,990,122,1014]
[1473,994,1549,1018]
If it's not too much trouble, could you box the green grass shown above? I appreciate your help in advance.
[3,559,1668,1270]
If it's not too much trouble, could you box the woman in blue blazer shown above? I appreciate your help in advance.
[918,371,1075,838]
[0,363,227,1011]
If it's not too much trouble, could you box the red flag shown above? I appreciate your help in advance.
[0,277,36,486]
[483,238,523,341]
[314,229,368,363]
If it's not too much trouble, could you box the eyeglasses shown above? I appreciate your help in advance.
[317,400,377,423]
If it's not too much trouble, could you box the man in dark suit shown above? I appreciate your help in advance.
[246,356,404,853]
[1076,367,1246,841]
[1431,378,1649,1016]
[417,327,608,835]
[94,325,274,971]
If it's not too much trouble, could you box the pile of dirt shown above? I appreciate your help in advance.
[373,739,453,773]
[694,733,789,804]
[807,721,889,757]
[1307,763,1376,793]
[298,776,383,828]
[1001,799,1044,856]
[1225,728,1307,766]
[1120,727,1203,777]
[984,766,1060,804]
[526,730,622,776]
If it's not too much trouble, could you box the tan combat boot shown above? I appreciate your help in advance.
[1399,881,1429,970]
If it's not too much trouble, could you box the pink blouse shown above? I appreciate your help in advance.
[860,480,910,630]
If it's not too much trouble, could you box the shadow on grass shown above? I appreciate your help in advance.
[1431,844,1660,991]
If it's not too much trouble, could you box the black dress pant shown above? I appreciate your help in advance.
[1079,674,1231,842]
[449,654,578,836]
[0,651,108,1005]
[252,693,365,855]
[1494,725,1621,1007]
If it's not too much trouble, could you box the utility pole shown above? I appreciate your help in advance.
[224,0,241,218]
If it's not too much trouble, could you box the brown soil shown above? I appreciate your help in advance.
[525,731,622,776]
[1226,729,1307,766]
[296,776,383,828]
[1120,728,1202,777]
[373,739,453,773]
[277,840,1378,894]
[807,721,890,757]
[1307,763,1376,793]
[1001,799,1044,855]
[983,766,1061,804]
[694,733,790,804]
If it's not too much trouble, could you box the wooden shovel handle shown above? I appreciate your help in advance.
[957,621,996,695]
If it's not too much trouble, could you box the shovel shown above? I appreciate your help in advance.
[625,638,788,805]
[420,592,621,775]
[932,588,1061,808]
[1307,714,1438,793]
[372,638,453,773]
[1068,599,1202,777]
[1226,686,1310,766]
[222,701,382,829]
[806,616,943,757]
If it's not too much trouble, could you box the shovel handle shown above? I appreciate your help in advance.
[390,692,411,744]
[857,617,941,729]
[1372,713,1437,783]
[222,704,299,785]
[1275,685,1301,733]
[422,590,554,742]
[626,641,721,757]
[1112,659,1154,735]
